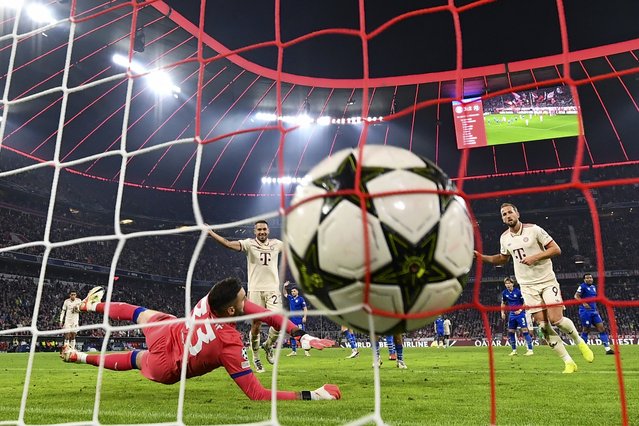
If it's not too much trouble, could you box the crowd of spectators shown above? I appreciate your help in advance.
[1,161,638,350]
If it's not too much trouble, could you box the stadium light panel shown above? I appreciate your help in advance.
[26,3,55,24]
[316,116,331,125]
[1,0,24,10]
[112,54,180,96]
[261,176,309,185]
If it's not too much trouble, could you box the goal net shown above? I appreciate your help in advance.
[1,1,638,425]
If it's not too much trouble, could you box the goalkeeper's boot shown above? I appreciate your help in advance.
[397,360,408,369]
[346,349,360,359]
[60,345,79,363]
[578,341,594,363]
[80,286,105,312]
[388,353,397,361]
[253,358,265,373]
[261,342,274,365]
[508,349,518,356]
[562,361,578,374]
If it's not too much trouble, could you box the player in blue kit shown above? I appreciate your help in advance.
[501,277,534,356]
[434,316,445,348]
[341,326,360,359]
[283,281,310,357]
[372,335,406,369]
[574,273,614,355]
[386,335,397,360]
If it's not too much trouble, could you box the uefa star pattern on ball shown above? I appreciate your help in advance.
[285,145,474,334]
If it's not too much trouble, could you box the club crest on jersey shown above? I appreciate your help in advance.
[523,237,529,242]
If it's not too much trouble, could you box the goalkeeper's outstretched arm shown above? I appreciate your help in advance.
[231,373,341,401]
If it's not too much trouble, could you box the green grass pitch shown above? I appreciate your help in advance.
[484,114,580,145]
[1,346,638,425]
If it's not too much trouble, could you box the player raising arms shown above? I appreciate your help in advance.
[501,277,534,356]
[574,273,615,355]
[59,290,82,351]
[207,221,282,373]
[475,203,593,373]
[61,278,340,401]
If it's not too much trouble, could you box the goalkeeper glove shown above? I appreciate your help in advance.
[290,329,335,350]
[301,384,341,400]
[300,334,335,350]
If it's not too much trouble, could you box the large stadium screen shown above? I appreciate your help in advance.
[453,85,581,149]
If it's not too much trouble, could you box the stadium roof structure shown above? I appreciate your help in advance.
[0,0,638,197]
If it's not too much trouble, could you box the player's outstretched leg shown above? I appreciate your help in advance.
[540,321,578,373]
[80,287,151,324]
[553,317,594,363]
[80,286,105,312]
[61,345,141,371]
[342,328,359,359]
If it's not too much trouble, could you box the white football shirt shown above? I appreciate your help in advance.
[60,298,82,327]
[443,319,452,335]
[239,238,283,292]
[499,223,556,285]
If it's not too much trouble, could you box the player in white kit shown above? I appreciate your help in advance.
[207,220,283,373]
[59,290,82,351]
[474,203,594,373]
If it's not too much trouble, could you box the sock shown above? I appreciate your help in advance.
[374,340,380,360]
[343,330,357,350]
[63,339,69,346]
[508,332,516,350]
[265,326,278,347]
[445,338,450,347]
[290,337,297,351]
[599,332,610,349]
[86,352,135,371]
[581,332,589,343]
[396,343,404,362]
[70,339,76,349]
[385,336,396,355]
[553,317,583,344]
[541,322,572,362]
[96,302,146,322]
[523,332,533,350]
[250,331,260,359]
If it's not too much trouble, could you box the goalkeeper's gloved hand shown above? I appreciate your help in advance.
[301,384,341,400]
[300,334,335,350]
[290,329,335,350]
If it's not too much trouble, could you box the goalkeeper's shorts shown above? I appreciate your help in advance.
[140,313,180,385]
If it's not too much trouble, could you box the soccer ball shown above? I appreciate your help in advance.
[285,145,474,334]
